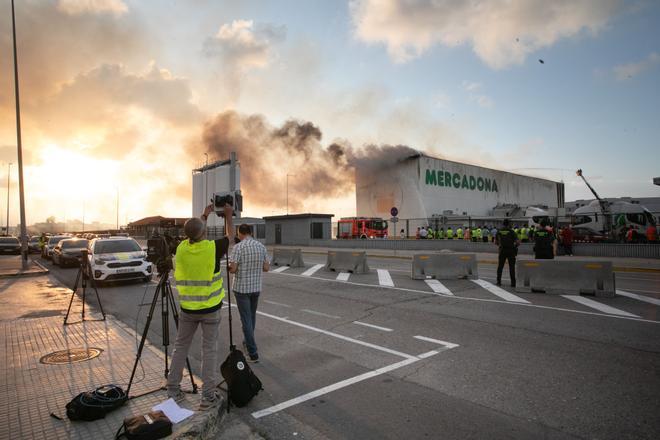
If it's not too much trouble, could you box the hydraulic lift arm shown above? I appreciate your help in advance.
[576,169,613,235]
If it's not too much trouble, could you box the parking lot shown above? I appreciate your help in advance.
[38,252,660,439]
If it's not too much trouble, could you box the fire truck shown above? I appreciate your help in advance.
[337,217,388,239]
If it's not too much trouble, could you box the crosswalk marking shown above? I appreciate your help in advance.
[337,272,350,281]
[301,264,324,277]
[562,295,640,317]
[425,279,453,295]
[414,335,460,349]
[471,279,530,303]
[616,289,660,306]
[353,321,393,332]
[377,269,394,287]
[271,266,290,273]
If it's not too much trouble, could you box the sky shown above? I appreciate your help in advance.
[0,0,658,227]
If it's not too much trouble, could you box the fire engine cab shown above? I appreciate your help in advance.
[337,217,388,239]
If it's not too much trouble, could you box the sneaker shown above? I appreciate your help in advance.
[247,354,259,363]
[199,391,222,411]
[167,389,186,403]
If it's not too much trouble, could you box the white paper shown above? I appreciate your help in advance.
[152,398,194,424]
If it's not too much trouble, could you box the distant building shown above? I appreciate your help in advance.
[264,214,334,245]
[126,216,188,237]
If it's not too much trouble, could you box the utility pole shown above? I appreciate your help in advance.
[6,163,11,236]
[11,0,29,268]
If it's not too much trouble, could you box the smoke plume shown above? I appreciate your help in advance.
[197,110,420,210]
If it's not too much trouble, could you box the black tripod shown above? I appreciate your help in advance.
[125,260,198,398]
[64,250,106,325]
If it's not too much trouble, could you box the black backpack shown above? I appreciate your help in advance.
[221,348,263,407]
[66,385,127,421]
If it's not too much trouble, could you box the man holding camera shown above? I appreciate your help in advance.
[229,224,270,363]
[167,204,233,410]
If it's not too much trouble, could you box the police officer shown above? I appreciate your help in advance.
[533,219,557,259]
[437,227,445,240]
[167,203,234,410]
[495,219,519,287]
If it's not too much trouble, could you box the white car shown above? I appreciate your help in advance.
[88,237,153,283]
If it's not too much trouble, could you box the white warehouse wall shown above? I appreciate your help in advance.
[192,164,241,227]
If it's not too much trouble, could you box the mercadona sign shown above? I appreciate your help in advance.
[424,169,499,193]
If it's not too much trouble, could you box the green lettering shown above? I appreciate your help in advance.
[425,169,437,185]
[452,173,460,188]
[461,175,469,189]
[492,180,498,192]
[445,172,451,187]
[438,171,444,186]
[477,177,484,191]
[469,175,476,190]
[484,178,491,191]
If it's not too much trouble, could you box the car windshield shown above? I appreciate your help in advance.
[94,240,141,254]
[0,237,19,244]
[62,239,88,249]
[48,236,68,245]
[369,220,388,230]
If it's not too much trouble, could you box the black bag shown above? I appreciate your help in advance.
[66,384,127,421]
[115,410,172,440]
[221,348,263,407]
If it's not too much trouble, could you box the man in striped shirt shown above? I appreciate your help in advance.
[229,224,270,362]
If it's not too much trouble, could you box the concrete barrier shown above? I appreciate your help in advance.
[515,260,616,297]
[271,248,305,267]
[411,252,478,280]
[325,251,370,274]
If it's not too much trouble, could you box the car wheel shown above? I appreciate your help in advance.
[143,275,153,283]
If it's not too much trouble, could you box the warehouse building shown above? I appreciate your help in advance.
[356,153,564,220]
[192,153,241,228]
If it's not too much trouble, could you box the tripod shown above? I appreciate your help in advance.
[126,260,198,398]
[64,250,106,325]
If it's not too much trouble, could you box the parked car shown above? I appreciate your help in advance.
[43,235,70,259]
[28,236,42,253]
[0,237,21,255]
[52,238,89,267]
[88,237,152,284]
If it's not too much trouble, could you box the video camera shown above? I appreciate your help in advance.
[213,191,242,217]
[146,232,181,265]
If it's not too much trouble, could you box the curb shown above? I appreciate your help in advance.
[295,250,660,274]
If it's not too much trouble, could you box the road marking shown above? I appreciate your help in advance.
[617,287,660,295]
[471,279,530,304]
[271,266,290,273]
[256,310,416,360]
[414,335,460,349]
[561,295,640,317]
[336,272,350,281]
[301,264,324,277]
[424,279,453,295]
[270,272,660,324]
[263,300,291,308]
[616,290,660,306]
[377,269,394,287]
[301,309,341,319]
[353,321,393,332]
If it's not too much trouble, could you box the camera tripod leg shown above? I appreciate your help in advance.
[166,282,198,394]
[63,265,82,325]
[88,269,106,320]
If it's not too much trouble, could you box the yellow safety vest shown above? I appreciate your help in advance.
[174,240,225,312]
[456,228,464,239]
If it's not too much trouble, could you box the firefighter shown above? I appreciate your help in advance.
[456,226,464,240]
[495,219,518,287]
[446,227,454,239]
[533,219,557,259]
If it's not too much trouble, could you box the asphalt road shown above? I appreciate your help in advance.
[38,253,660,440]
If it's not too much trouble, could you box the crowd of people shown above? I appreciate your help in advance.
[409,223,551,244]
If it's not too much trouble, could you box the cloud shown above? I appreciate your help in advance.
[462,81,494,108]
[57,0,128,16]
[613,52,660,80]
[350,0,623,68]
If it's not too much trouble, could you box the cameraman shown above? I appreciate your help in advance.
[167,203,233,410]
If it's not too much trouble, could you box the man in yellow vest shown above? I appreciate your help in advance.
[167,203,233,410]
[456,227,464,240]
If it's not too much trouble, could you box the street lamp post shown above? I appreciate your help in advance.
[6,163,11,236]
[286,174,296,215]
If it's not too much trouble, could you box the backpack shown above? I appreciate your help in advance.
[66,384,127,421]
[221,348,263,407]
[115,410,172,440]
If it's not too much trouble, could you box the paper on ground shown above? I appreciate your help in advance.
[152,398,194,424]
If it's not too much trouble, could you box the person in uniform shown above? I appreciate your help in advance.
[456,226,464,240]
[437,227,445,240]
[495,219,519,287]
[446,227,454,239]
[533,219,557,259]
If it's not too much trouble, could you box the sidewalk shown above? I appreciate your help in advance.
[0,255,49,278]
[0,274,226,439]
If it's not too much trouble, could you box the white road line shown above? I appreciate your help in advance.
[471,279,530,304]
[617,287,660,295]
[616,289,660,306]
[256,310,417,360]
[301,264,324,277]
[336,272,350,281]
[377,269,394,287]
[353,321,393,332]
[562,295,640,318]
[424,279,453,295]
[270,271,660,324]
[263,300,292,308]
[271,266,290,273]
[414,335,460,349]
[301,309,341,319]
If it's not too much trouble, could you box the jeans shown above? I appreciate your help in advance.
[167,309,221,399]
[235,291,260,357]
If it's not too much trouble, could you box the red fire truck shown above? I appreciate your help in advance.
[337,217,388,239]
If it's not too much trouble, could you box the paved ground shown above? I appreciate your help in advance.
[31,252,660,439]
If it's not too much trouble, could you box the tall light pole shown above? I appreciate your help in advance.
[6,163,11,236]
[11,0,28,267]
[286,174,296,215]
